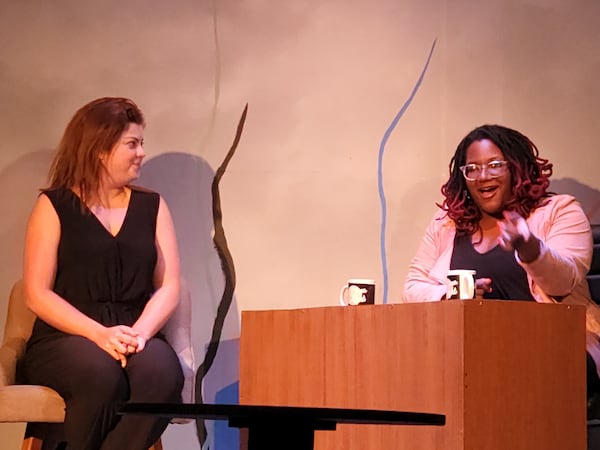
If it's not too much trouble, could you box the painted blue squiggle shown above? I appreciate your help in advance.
[378,39,437,304]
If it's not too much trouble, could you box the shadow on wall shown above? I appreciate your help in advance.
[551,178,600,224]
[137,152,241,449]
[0,150,53,325]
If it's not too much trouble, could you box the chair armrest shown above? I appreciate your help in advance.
[0,280,36,387]
[161,278,195,403]
[0,337,24,387]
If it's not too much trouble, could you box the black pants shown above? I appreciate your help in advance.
[23,335,184,450]
[588,352,600,399]
[587,352,600,421]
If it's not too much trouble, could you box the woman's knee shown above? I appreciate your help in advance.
[81,358,129,401]
[126,339,184,401]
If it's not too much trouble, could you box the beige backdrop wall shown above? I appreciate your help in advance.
[1,0,599,449]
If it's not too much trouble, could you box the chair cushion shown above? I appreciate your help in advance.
[0,384,65,422]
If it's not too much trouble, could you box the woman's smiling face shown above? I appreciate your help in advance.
[464,139,512,217]
[100,123,145,187]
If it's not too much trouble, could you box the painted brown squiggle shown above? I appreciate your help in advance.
[195,104,248,447]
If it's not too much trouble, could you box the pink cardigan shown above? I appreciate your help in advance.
[403,194,600,369]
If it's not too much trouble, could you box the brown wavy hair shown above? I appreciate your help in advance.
[47,97,145,205]
[439,124,553,236]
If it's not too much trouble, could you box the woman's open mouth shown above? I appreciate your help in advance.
[478,185,498,200]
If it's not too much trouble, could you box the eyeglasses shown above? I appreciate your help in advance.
[459,160,508,181]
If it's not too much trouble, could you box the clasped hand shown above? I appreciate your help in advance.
[97,325,147,368]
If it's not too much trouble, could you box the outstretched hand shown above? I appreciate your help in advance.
[498,210,541,263]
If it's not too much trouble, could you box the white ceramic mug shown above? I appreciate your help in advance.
[446,270,476,300]
[339,278,375,306]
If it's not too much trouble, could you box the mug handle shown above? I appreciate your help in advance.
[466,274,475,299]
[339,285,349,306]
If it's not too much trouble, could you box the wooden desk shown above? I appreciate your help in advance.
[118,402,445,450]
[240,303,586,449]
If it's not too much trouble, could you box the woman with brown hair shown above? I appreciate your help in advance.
[22,97,184,449]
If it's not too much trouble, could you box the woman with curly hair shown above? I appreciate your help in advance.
[403,124,600,415]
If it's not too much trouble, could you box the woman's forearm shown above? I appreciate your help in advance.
[132,283,180,339]
[24,287,105,342]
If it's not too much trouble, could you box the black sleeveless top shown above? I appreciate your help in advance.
[450,234,534,301]
[28,187,159,346]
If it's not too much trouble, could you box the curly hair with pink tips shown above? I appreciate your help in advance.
[438,124,553,236]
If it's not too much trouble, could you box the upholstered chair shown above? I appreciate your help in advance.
[0,279,194,450]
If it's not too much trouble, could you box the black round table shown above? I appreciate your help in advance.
[118,402,446,450]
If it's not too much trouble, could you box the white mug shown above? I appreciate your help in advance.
[339,278,375,306]
[446,270,476,300]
